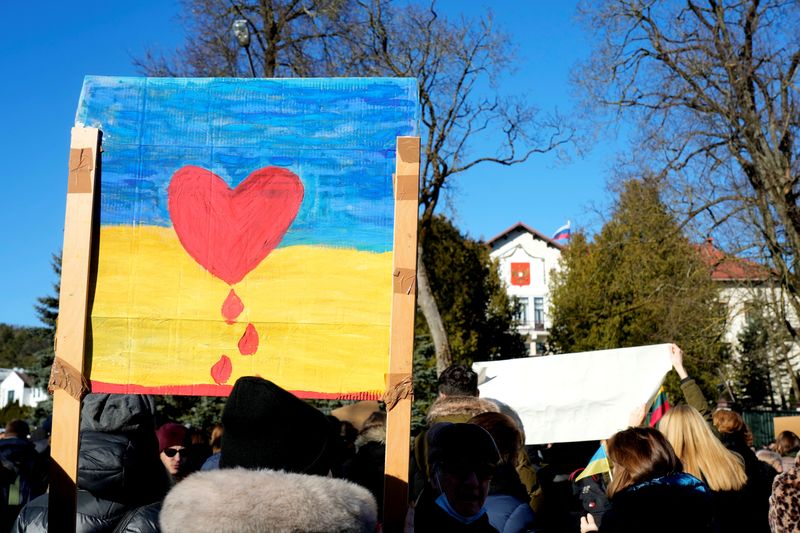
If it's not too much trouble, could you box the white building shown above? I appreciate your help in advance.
[487,224,798,380]
[487,223,565,355]
[0,369,47,409]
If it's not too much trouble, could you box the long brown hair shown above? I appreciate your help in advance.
[606,426,682,497]
[468,412,522,466]
[659,405,746,491]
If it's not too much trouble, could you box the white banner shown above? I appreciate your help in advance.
[473,344,672,445]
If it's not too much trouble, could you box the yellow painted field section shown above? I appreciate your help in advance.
[89,225,393,396]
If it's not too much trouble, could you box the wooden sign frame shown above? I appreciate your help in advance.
[382,136,419,531]
[49,127,100,533]
[50,131,419,532]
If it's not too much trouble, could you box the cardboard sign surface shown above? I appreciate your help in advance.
[76,76,418,398]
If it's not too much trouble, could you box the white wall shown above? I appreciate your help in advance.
[489,229,563,355]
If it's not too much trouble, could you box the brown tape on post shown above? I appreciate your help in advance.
[393,268,416,295]
[68,148,94,193]
[397,137,420,163]
[383,373,413,411]
[395,174,418,201]
[48,357,91,400]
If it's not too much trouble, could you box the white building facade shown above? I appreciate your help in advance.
[487,223,564,356]
[0,369,47,409]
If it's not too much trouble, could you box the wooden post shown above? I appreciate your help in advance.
[49,127,100,533]
[382,136,419,532]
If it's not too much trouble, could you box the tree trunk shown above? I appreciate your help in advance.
[416,245,452,375]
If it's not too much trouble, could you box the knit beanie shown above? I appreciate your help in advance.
[427,422,500,471]
[157,422,189,452]
[219,376,333,475]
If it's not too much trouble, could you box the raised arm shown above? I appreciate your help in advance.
[670,344,711,422]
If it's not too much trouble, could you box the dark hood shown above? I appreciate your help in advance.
[77,394,168,504]
[80,394,157,433]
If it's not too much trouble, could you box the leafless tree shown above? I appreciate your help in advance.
[348,2,571,372]
[136,0,363,77]
[578,0,800,352]
[137,0,571,374]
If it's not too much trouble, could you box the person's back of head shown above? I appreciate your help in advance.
[467,411,522,466]
[658,404,747,492]
[712,409,746,436]
[438,364,478,397]
[4,419,30,439]
[209,423,224,454]
[777,430,800,457]
[220,376,333,475]
[606,426,682,497]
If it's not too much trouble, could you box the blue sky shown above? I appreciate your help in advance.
[0,1,622,327]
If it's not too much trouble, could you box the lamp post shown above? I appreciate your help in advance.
[233,19,257,77]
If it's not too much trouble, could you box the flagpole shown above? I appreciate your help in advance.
[602,440,613,483]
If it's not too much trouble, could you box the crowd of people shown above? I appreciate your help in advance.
[1,344,799,532]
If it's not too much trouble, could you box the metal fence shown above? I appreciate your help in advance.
[743,409,800,448]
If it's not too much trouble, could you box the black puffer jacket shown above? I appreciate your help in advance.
[12,394,169,533]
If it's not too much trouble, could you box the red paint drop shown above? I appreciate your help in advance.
[222,289,244,324]
[238,323,259,355]
[211,355,233,385]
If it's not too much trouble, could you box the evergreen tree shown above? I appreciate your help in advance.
[549,179,729,400]
[733,313,774,409]
[34,253,60,333]
[27,253,61,389]
[420,215,527,364]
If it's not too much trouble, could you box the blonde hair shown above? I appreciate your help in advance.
[658,405,747,491]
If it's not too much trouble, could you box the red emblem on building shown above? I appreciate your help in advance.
[511,262,530,286]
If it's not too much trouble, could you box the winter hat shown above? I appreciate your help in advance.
[157,422,189,452]
[220,376,333,475]
[427,422,500,471]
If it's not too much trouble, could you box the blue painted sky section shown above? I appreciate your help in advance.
[76,76,419,252]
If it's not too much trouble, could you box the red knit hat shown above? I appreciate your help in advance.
[157,422,188,452]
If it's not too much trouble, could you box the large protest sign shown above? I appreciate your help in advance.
[74,76,418,399]
[473,344,673,444]
[52,77,419,532]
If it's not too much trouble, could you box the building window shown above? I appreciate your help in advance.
[7,390,14,406]
[534,297,544,329]
[514,297,529,325]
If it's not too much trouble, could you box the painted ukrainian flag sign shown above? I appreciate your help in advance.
[76,76,418,399]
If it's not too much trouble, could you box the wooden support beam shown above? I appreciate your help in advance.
[382,136,420,532]
[49,127,100,533]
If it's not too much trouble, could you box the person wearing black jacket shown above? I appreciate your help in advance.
[0,419,47,530]
[12,394,169,532]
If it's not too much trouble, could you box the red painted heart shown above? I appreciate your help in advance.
[168,165,304,285]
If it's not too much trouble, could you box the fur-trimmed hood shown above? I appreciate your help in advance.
[354,425,386,450]
[425,395,500,425]
[160,468,377,533]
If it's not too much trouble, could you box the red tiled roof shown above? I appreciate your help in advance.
[695,239,770,281]
[485,222,565,250]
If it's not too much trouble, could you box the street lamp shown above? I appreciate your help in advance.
[232,19,257,77]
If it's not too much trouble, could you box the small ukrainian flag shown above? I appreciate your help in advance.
[575,443,611,481]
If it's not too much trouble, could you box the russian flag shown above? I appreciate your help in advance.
[553,221,571,240]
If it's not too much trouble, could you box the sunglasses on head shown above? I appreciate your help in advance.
[163,447,186,458]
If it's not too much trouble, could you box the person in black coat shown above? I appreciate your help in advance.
[712,409,776,533]
[0,419,47,530]
[12,394,170,533]
[580,426,713,533]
